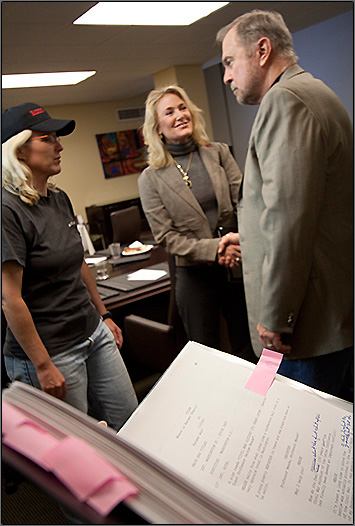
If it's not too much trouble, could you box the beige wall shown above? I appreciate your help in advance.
[47,94,148,221]
[47,65,213,221]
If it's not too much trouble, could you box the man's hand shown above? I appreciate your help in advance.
[257,322,291,354]
[104,318,123,349]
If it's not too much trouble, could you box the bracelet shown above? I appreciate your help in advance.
[101,311,113,321]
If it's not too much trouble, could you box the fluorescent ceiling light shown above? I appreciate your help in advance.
[3,71,96,89]
[74,2,229,26]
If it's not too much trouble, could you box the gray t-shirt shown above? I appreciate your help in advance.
[2,188,99,359]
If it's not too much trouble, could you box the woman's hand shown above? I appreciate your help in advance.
[80,261,123,349]
[104,318,123,349]
[218,232,242,268]
[2,260,67,400]
[36,360,67,399]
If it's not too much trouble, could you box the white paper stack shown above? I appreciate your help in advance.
[3,342,353,524]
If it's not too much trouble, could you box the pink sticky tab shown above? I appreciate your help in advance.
[245,348,284,396]
[2,401,31,435]
[2,421,60,470]
[42,436,137,505]
[87,478,139,516]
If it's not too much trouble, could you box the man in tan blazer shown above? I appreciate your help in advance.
[217,10,353,400]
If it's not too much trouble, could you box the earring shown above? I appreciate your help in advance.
[159,133,163,140]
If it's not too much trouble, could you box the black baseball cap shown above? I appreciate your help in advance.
[2,102,76,143]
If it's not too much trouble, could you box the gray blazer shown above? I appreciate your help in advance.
[238,64,353,359]
[139,142,242,266]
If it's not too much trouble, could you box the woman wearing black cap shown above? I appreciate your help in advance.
[2,102,138,431]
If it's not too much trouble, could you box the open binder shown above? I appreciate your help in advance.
[2,341,353,524]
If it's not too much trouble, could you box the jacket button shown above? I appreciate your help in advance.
[287,313,295,326]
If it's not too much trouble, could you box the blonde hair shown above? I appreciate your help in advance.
[217,9,298,62]
[2,130,58,206]
[143,85,210,169]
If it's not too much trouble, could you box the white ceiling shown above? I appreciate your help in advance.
[2,1,352,109]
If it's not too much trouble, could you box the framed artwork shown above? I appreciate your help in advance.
[96,128,147,179]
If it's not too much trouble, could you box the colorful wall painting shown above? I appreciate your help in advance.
[96,128,147,179]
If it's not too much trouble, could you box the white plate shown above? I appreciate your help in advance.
[122,244,153,256]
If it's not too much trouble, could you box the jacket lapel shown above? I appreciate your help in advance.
[158,163,205,217]
[199,145,224,212]
[240,65,306,202]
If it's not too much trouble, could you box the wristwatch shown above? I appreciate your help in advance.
[101,311,113,321]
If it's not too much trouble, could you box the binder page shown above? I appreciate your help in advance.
[119,341,353,524]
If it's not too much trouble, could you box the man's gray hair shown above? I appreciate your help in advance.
[216,9,298,62]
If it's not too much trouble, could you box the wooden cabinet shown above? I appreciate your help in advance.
[85,197,148,246]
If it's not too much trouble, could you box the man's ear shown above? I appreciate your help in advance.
[256,37,272,66]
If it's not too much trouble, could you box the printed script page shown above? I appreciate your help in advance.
[119,342,353,524]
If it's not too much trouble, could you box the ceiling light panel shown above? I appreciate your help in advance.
[74,2,229,26]
[3,71,96,89]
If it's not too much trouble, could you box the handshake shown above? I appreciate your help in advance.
[217,232,242,268]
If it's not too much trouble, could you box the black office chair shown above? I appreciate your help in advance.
[110,206,141,245]
[85,220,106,251]
[123,254,187,400]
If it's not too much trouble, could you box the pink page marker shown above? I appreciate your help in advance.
[42,436,138,515]
[245,348,284,396]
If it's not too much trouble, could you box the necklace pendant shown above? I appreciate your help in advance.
[174,153,193,188]
[183,176,192,188]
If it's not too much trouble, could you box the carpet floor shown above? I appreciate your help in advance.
[2,470,69,525]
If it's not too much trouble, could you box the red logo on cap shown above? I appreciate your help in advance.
[29,108,45,116]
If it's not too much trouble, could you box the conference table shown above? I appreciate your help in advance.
[89,244,170,310]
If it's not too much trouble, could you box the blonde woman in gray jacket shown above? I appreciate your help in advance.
[139,85,255,361]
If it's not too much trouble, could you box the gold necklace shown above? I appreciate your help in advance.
[174,152,193,188]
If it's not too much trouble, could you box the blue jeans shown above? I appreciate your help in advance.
[4,320,138,431]
[277,346,353,402]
